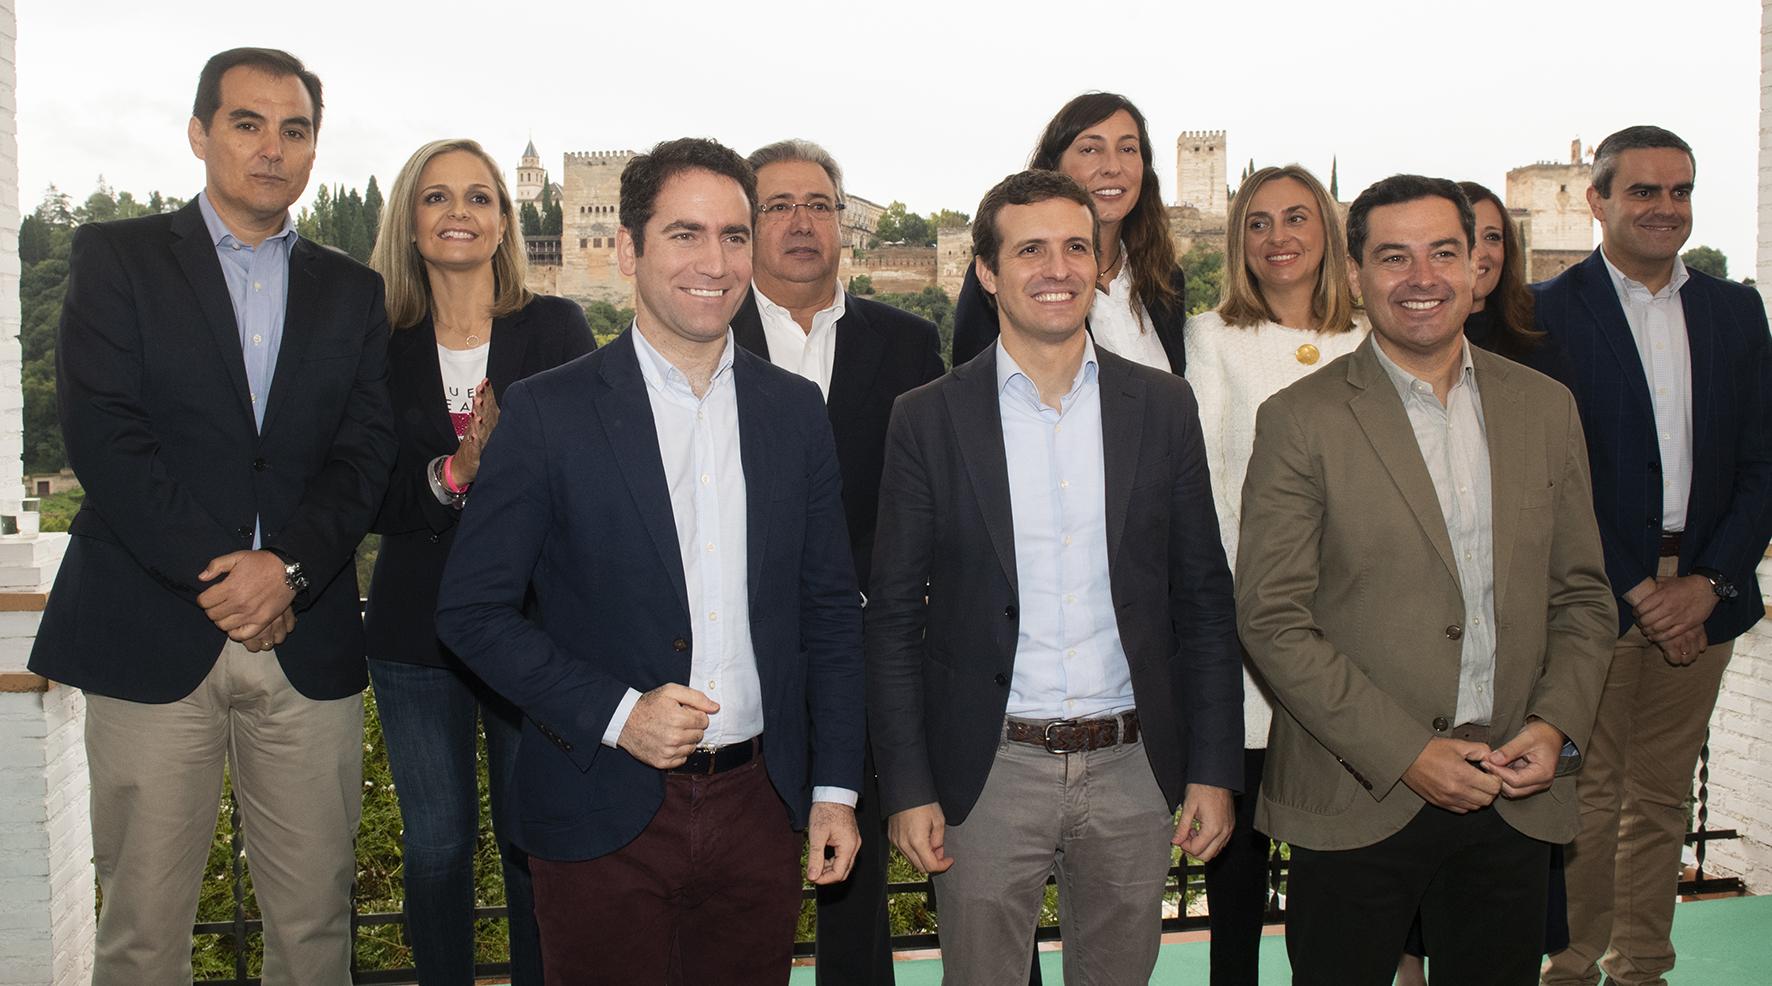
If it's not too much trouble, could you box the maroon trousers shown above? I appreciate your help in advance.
[529,756,803,986]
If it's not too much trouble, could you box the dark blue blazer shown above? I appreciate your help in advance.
[29,201,396,703]
[434,329,865,862]
[1533,248,1772,641]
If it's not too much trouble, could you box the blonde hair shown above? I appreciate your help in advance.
[371,138,533,330]
[1218,165,1357,333]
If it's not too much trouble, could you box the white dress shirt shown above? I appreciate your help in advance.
[1602,249,1694,531]
[1088,248,1172,372]
[602,325,855,806]
[997,337,1137,719]
[756,282,846,400]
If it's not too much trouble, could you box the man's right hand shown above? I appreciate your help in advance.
[887,802,953,875]
[1401,737,1501,813]
[616,683,719,769]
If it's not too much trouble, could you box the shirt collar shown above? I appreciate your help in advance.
[1600,246,1688,301]
[753,281,846,324]
[1370,335,1475,404]
[630,319,736,397]
[196,190,296,250]
[995,334,1099,406]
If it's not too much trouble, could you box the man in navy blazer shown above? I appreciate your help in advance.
[436,138,865,986]
[1536,126,1772,986]
[27,49,396,986]
[731,138,944,986]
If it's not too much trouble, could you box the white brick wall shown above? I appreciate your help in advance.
[0,0,19,504]
[0,683,93,986]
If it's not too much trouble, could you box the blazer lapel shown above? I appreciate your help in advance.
[259,237,318,435]
[945,350,1018,592]
[487,305,533,395]
[1097,352,1144,568]
[731,288,770,361]
[735,350,778,604]
[1575,251,1655,419]
[1474,351,1525,614]
[169,204,254,424]
[1345,340,1461,587]
[827,302,886,429]
[595,332,691,621]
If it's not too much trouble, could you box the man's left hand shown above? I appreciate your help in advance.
[197,550,297,642]
[1173,783,1234,862]
[806,802,861,886]
[1482,719,1565,799]
[1633,574,1719,644]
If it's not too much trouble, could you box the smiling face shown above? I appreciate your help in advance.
[187,65,316,234]
[753,158,841,292]
[976,197,1097,346]
[1589,146,1694,278]
[1350,195,1474,362]
[1470,197,1506,306]
[411,149,505,275]
[1242,175,1325,296]
[618,167,753,350]
[1056,109,1143,228]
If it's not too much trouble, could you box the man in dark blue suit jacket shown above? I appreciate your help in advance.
[1536,126,1772,986]
[436,138,864,986]
[27,49,396,986]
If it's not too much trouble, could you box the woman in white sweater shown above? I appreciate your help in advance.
[1183,164,1365,986]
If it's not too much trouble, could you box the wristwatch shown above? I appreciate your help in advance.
[267,547,309,595]
[1691,567,1739,601]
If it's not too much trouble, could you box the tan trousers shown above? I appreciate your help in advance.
[932,721,1177,985]
[1543,556,1733,986]
[86,640,364,986]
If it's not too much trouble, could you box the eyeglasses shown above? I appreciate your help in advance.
[759,200,846,223]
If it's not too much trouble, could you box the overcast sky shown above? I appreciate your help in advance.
[16,0,1764,279]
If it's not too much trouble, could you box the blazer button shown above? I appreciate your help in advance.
[427,533,440,544]
[252,457,268,472]
[1004,605,1018,620]
[1445,624,1463,640]
[994,673,1009,687]
[234,526,252,540]
[672,637,689,652]
[1648,460,1660,473]
[1361,779,1374,790]
[1433,716,1450,732]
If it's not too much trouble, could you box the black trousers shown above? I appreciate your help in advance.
[815,744,896,986]
[1203,748,1272,986]
[1285,805,1552,986]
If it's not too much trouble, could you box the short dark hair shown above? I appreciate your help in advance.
[1591,125,1695,198]
[1346,174,1474,264]
[193,48,323,133]
[620,138,757,256]
[971,169,1098,274]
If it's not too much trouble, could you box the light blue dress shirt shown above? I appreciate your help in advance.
[996,337,1137,720]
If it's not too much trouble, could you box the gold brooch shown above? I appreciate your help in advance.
[1296,344,1320,365]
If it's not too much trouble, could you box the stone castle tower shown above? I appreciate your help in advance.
[557,149,637,303]
[515,139,546,206]
[1175,130,1228,215]
[1506,138,1594,281]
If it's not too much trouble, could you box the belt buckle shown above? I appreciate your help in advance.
[1042,718,1079,754]
[694,743,719,775]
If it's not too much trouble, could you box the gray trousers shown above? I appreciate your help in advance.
[86,640,364,986]
[933,721,1176,985]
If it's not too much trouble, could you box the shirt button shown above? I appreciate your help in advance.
[253,281,262,291]
[708,611,718,622]
[1062,535,1072,546]
[705,542,715,552]
[1066,648,1077,658]
[1064,594,1076,605]
[252,334,263,345]
[700,474,710,485]
[1059,479,1070,489]
[707,680,717,689]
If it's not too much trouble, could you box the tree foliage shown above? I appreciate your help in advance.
[872,201,936,247]
[1682,244,1727,280]
[873,286,956,365]
[1180,243,1226,316]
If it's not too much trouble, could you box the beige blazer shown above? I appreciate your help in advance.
[1236,337,1616,851]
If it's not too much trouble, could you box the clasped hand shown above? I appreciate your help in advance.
[197,549,296,651]
[1402,720,1566,812]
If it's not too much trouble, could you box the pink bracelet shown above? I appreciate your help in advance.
[442,455,470,495]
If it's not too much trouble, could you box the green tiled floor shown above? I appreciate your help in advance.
[784,895,1772,985]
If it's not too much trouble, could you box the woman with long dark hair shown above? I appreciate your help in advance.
[951,91,1187,372]
[364,138,595,986]
[1456,180,1563,379]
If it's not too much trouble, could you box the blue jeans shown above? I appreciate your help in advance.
[368,659,540,986]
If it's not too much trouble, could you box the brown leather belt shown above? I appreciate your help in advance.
[667,737,759,775]
[1659,531,1683,557]
[1448,722,1492,745]
[1005,712,1140,754]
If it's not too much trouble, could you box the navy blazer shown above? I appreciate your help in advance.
[951,262,1188,373]
[364,296,595,668]
[731,288,944,593]
[434,329,865,862]
[1533,248,1772,641]
[866,345,1242,824]
[29,201,396,703]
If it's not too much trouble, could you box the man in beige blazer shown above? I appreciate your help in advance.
[1237,175,1617,986]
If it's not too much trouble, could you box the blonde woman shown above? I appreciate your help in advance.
[1182,164,1365,986]
[364,138,594,986]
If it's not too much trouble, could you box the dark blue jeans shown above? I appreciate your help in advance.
[369,658,540,986]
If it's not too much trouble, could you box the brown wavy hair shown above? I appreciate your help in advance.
[1219,165,1357,332]
[1029,92,1179,324]
[1457,180,1544,355]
